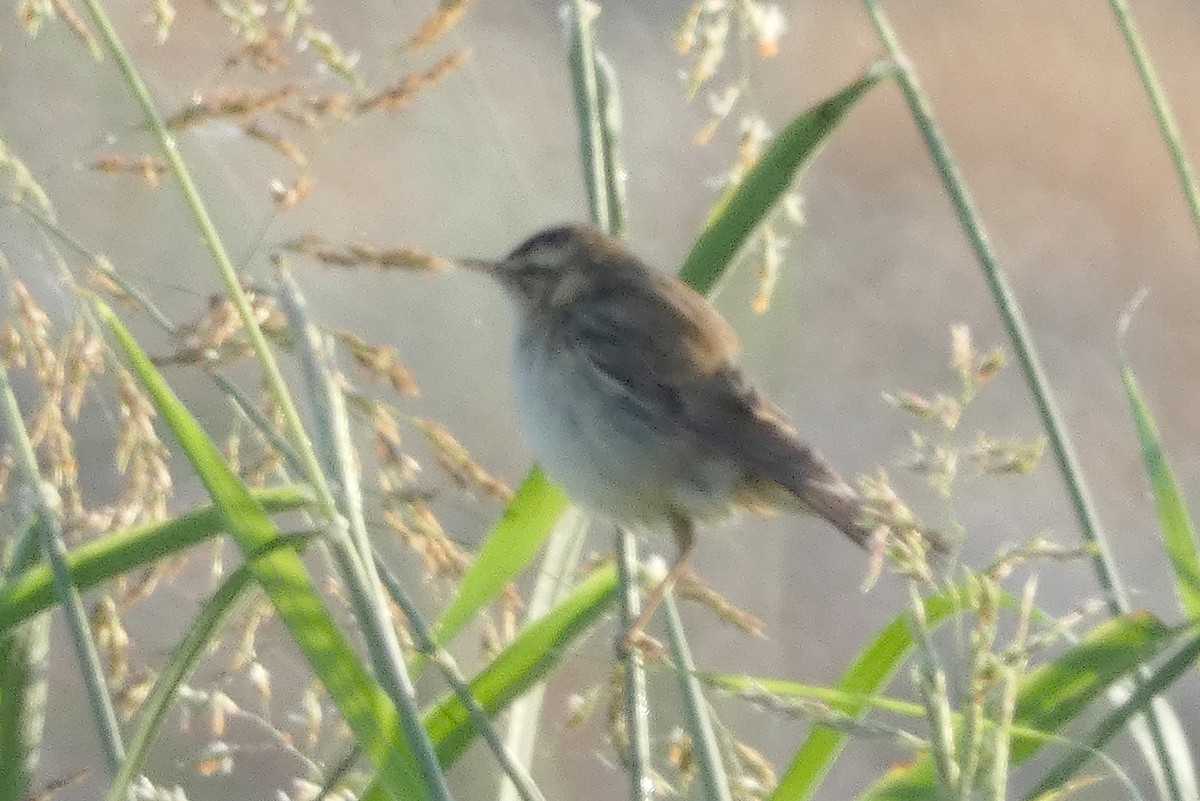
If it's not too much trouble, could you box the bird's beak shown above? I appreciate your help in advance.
[456,258,499,274]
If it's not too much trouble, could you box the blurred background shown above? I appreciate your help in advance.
[2,1,1200,799]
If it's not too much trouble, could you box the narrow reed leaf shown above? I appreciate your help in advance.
[1026,627,1200,801]
[2,359,126,775]
[678,63,890,294]
[617,531,653,801]
[595,52,628,239]
[317,562,618,801]
[665,595,733,801]
[433,469,569,645]
[0,512,49,801]
[700,673,1057,751]
[856,612,1179,800]
[1013,613,1173,759]
[1104,0,1200,245]
[96,300,431,801]
[104,533,318,801]
[1119,357,1200,620]
[0,487,311,633]
[427,563,619,765]
[768,587,964,801]
[497,508,589,801]
[0,616,49,801]
[566,0,610,232]
[275,268,453,801]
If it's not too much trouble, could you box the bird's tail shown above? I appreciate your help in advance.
[786,448,878,549]
[748,445,946,556]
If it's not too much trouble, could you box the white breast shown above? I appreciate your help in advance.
[510,324,740,528]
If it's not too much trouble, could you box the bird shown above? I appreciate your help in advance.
[461,223,911,649]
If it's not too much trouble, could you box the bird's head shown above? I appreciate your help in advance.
[460,224,633,316]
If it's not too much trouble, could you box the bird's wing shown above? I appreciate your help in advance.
[565,282,879,549]
[563,272,740,418]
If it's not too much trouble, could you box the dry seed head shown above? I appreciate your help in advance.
[666,727,697,788]
[209,0,268,41]
[279,0,311,34]
[733,740,777,795]
[676,571,764,636]
[229,605,269,673]
[275,92,352,128]
[224,27,287,71]
[564,684,602,730]
[243,124,307,165]
[693,84,740,145]
[116,562,168,609]
[358,49,471,114]
[18,0,54,35]
[149,0,176,42]
[974,347,1006,384]
[132,776,190,801]
[750,223,783,315]
[950,323,974,379]
[0,324,23,368]
[899,432,958,497]
[11,280,56,378]
[675,2,704,54]
[301,682,323,750]
[167,85,298,130]
[92,154,169,189]
[271,174,314,210]
[291,779,321,801]
[114,368,172,524]
[86,257,133,303]
[63,319,105,419]
[192,741,235,777]
[300,27,362,87]
[687,12,729,92]
[730,116,770,184]
[91,594,131,682]
[248,661,271,709]
[413,418,512,501]
[747,3,786,59]
[406,0,473,49]
[969,433,1046,474]
[0,137,56,217]
[336,330,420,396]
[116,668,158,720]
[383,504,468,580]
[209,691,239,737]
[883,390,961,430]
[46,0,97,55]
[284,234,452,272]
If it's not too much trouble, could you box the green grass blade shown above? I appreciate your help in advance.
[428,563,618,765]
[857,612,1178,800]
[96,300,430,801]
[359,562,618,800]
[702,672,1059,750]
[105,533,318,801]
[433,469,569,645]
[1026,627,1200,801]
[1120,360,1200,619]
[496,507,589,801]
[678,63,891,294]
[0,616,49,801]
[1013,613,1174,757]
[767,587,965,801]
[665,595,732,801]
[0,487,311,633]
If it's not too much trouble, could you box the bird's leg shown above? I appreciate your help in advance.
[620,517,694,653]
